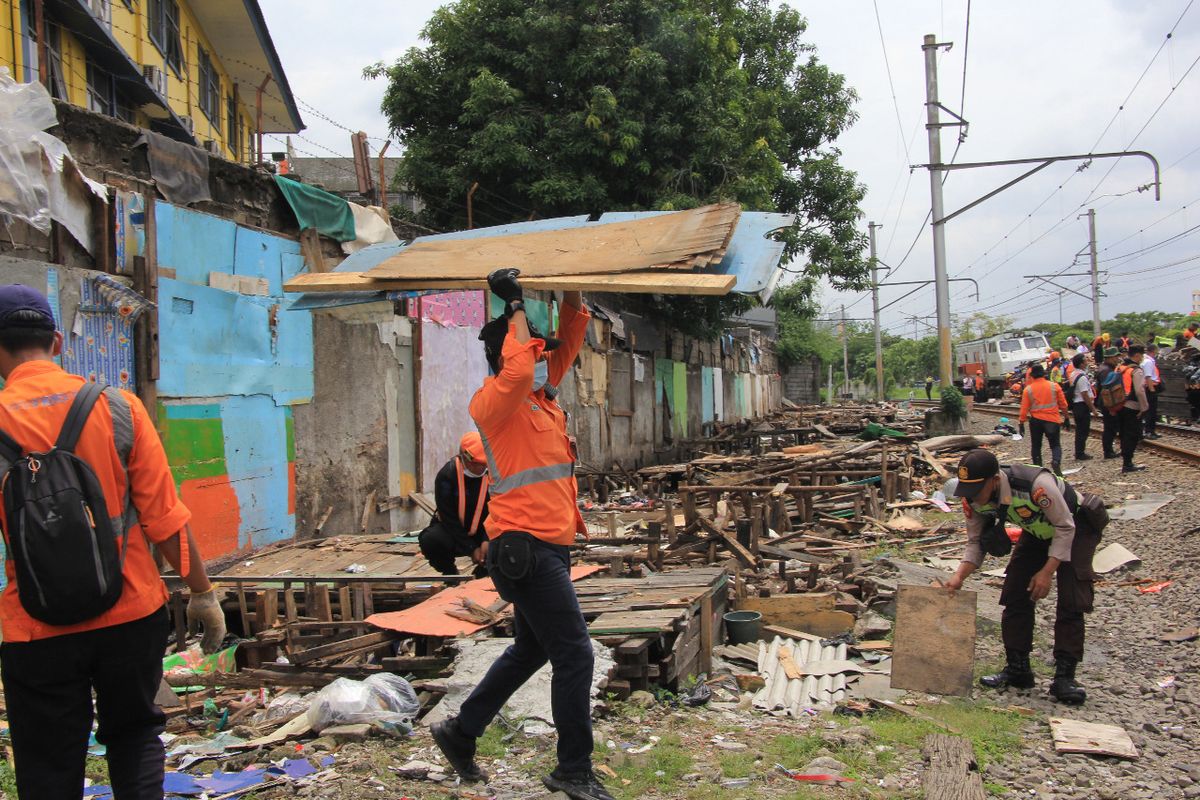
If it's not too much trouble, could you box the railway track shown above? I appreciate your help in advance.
[909,400,1200,465]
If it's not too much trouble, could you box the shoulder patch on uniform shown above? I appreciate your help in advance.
[1032,486,1052,508]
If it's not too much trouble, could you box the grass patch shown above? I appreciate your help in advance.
[763,733,827,767]
[606,733,693,799]
[85,756,109,785]
[718,751,756,778]
[864,700,1025,768]
[475,724,510,759]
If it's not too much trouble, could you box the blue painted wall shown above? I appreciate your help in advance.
[155,203,310,556]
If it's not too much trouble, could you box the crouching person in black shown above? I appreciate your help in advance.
[418,432,490,576]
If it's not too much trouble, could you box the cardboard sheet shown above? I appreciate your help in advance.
[366,565,603,637]
[1049,718,1139,759]
[1091,542,1141,574]
[1107,494,1174,521]
[890,585,977,697]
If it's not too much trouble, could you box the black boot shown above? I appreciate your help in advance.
[980,649,1036,690]
[1051,460,1062,475]
[543,769,617,800]
[1049,656,1087,705]
[431,718,488,783]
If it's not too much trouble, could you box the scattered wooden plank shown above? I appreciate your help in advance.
[760,623,823,643]
[890,585,977,697]
[737,594,853,637]
[1049,718,1139,760]
[365,203,739,280]
[284,270,737,296]
[290,631,397,665]
[921,734,987,800]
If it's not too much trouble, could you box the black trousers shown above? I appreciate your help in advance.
[418,520,483,575]
[457,535,594,774]
[1000,523,1100,662]
[1071,404,1092,457]
[1028,418,1062,467]
[1099,408,1119,456]
[925,385,932,400]
[1117,407,1143,466]
[0,607,169,800]
[1143,390,1159,435]
[1189,389,1200,421]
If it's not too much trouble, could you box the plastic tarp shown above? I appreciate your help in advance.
[274,176,356,242]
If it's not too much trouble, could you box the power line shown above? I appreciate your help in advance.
[872,0,910,164]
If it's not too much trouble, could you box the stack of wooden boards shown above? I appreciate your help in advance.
[283,203,741,296]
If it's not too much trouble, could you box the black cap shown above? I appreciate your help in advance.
[0,285,56,330]
[952,448,999,499]
[478,316,562,372]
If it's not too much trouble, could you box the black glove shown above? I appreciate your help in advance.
[1018,422,1026,437]
[487,268,523,308]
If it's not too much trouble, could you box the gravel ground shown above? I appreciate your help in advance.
[964,411,1200,800]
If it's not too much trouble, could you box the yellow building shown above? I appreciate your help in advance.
[1,0,302,163]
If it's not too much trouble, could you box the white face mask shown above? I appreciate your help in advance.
[532,360,549,392]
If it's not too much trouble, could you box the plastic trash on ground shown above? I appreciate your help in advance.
[254,692,311,725]
[306,673,419,735]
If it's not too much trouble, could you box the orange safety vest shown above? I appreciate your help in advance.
[1021,377,1066,423]
[974,375,984,391]
[455,458,490,536]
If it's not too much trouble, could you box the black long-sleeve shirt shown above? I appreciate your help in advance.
[433,458,489,540]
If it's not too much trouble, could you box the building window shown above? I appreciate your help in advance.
[86,61,114,116]
[226,93,240,159]
[148,0,182,76]
[44,23,67,100]
[87,0,112,28]
[198,46,220,125]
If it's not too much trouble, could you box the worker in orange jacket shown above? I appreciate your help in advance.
[418,432,491,576]
[0,285,224,800]
[1019,363,1069,474]
[432,270,613,800]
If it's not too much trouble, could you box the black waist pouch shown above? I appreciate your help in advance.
[494,531,539,581]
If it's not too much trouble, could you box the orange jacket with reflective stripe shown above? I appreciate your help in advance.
[0,361,191,642]
[470,304,590,545]
[1019,377,1068,424]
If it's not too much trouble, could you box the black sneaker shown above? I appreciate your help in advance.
[1121,464,1146,473]
[431,718,488,783]
[1075,453,1093,461]
[543,768,616,800]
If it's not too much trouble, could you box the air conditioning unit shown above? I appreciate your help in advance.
[202,140,218,153]
[179,115,194,134]
[142,65,167,98]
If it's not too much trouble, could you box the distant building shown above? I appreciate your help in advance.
[731,305,778,337]
[1,0,302,162]
[289,157,423,213]
[1193,289,1200,314]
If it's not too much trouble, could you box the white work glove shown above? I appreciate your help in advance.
[186,588,227,654]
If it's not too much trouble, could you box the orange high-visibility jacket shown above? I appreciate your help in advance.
[1019,377,1068,424]
[470,304,590,545]
[0,361,191,642]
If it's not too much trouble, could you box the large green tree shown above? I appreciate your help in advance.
[367,0,869,335]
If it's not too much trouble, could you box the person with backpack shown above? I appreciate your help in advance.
[1094,347,1123,460]
[1067,354,1099,460]
[0,285,225,800]
[1114,345,1151,473]
[942,449,1106,705]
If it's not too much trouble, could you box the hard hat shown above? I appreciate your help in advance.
[1051,351,1060,359]
[460,432,486,463]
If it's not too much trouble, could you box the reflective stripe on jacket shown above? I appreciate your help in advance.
[1019,377,1067,424]
[470,304,590,545]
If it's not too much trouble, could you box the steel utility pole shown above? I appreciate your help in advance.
[840,303,850,398]
[923,34,954,389]
[869,222,884,400]
[1087,208,1101,337]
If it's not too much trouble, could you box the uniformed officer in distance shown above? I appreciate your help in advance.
[942,449,1106,705]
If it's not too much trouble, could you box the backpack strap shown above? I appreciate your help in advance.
[56,381,106,453]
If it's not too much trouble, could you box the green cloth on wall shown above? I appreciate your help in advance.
[274,176,356,242]
[488,295,551,333]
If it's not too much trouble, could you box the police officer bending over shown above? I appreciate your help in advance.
[418,432,490,576]
[943,449,1106,705]
[431,269,613,800]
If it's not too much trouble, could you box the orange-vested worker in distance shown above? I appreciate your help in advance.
[431,269,614,800]
[1018,363,1069,474]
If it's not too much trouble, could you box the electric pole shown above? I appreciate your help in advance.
[841,303,849,398]
[869,222,884,400]
[923,34,954,388]
[1087,208,1101,337]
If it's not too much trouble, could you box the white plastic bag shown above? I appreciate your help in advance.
[0,67,56,232]
[306,674,419,734]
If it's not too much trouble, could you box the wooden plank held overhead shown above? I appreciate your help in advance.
[283,270,737,296]
[364,203,741,280]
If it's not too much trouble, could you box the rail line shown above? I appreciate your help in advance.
[910,400,1200,466]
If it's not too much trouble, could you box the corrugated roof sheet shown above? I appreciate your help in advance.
[752,637,851,715]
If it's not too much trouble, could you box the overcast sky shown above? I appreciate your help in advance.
[260,0,1200,335]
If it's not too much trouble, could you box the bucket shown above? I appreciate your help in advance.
[723,610,762,645]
